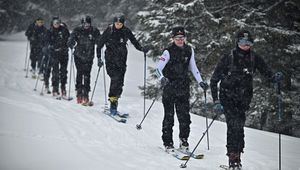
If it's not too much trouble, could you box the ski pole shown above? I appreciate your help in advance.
[40,49,52,96]
[180,114,219,168]
[136,95,160,130]
[88,66,101,106]
[24,40,29,71]
[102,50,108,108]
[275,81,282,170]
[274,72,283,170]
[204,89,210,150]
[136,85,163,130]
[144,52,146,116]
[72,60,76,87]
[66,50,74,100]
[25,43,31,78]
[33,54,46,91]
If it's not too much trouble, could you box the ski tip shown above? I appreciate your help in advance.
[219,165,229,170]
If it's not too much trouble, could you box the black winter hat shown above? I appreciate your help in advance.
[113,13,125,24]
[236,29,254,45]
[172,26,185,37]
[81,16,92,24]
[36,17,44,21]
[52,16,61,24]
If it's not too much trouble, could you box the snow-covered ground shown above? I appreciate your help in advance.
[0,32,300,170]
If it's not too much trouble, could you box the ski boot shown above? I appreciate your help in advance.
[81,89,90,106]
[81,96,89,106]
[77,96,82,104]
[52,86,60,97]
[179,138,189,153]
[38,72,44,81]
[45,84,51,94]
[76,89,82,104]
[31,69,37,79]
[61,86,67,99]
[228,152,242,170]
[108,96,118,116]
[164,142,175,153]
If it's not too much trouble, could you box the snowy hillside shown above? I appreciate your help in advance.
[0,33,299,170]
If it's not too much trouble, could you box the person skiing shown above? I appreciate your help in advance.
[68,16,102,104]
[210,30,281,170]
[47,16,70,97]
[155,26,208,152]
[97,13,148,115]
[25,17,48,78]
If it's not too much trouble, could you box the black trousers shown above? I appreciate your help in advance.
[51,51,68,91]
[161,86,191,146]
[223,103,246,154]
[106,62,126,98]
[74,56,92,97]
[29,45,43,71]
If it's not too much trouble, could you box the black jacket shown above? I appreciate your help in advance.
[25,23,48,47]
[98,24,143,51]
[68,26,100,62]
[48,24,70,53]
[210,47,273,103]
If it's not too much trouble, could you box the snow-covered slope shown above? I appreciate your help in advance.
[0,33,299,170]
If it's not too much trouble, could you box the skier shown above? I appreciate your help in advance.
[210,30,281,170]
[97,13,148,115]
[47,16,70,97]
[155,26,208,152]
[25,17,48,78]
[68,16,102,104]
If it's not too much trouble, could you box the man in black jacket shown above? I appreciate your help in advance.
[97,13,147,115]
[68,16,102,104]
[47,17,70,97]
[210,30,279,169]
[25,18,48,78]
[155,26,208,152]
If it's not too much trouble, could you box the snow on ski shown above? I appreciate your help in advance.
[159,147,189,160]
[176,149,204,159]
[103,108,127,123]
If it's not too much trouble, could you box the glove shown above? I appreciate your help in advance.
[272,71,283,83]
[142,47,149,53]
[213,100,224,115]
[160,77,169,87]
[199,81,208,91]
[98,58,104,68]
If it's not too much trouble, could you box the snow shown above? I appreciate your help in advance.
[233,18,300,36]
[284,44,300,54]
[0,32,300,170]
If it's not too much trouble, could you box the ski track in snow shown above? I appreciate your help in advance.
[0,32,300,170]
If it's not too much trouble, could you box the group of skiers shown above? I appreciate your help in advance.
[25,14,282,170]
[25,14,147,107]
